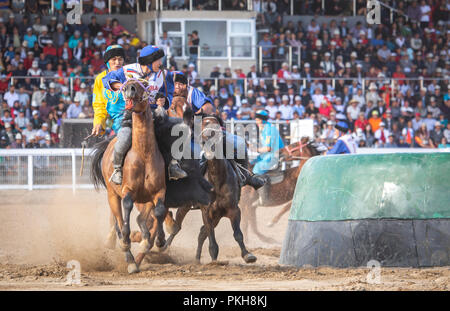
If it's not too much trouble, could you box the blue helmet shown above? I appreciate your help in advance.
[138,45,165,66]
[335,121,349,132]
[255,109,269,121]
[103,45,125,64]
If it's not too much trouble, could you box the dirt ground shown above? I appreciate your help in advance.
[0,189,448,291]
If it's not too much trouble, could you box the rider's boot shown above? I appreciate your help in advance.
[110,164,123,185]
[168,159,188,180]
[110,127,131,185]
[236,162,266,190]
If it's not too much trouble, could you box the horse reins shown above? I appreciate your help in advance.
[284,142,311,161]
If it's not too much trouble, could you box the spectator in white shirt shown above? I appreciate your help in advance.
[266,98,279,119]
[3,85,19,108]
[278,95,293,120]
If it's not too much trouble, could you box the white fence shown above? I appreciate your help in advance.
[0,148,448,192]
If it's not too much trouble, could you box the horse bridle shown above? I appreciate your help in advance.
[284,142,311,160]
[120,78,154,106]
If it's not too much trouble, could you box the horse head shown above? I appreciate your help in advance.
[122,79,151,113]
[199,114,224,159]
[280,136,325,161]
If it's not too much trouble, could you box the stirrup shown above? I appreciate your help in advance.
[109,168,123,185]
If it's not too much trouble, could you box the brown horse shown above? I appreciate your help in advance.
[90,79,167,273]
[240,137,323,243]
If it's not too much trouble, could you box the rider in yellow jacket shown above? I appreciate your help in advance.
[91,45,126,137]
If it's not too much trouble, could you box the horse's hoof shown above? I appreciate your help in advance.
[119,240,131,252]
[127,263,140,274]
[138,239,151,253]
[243,253,257,263]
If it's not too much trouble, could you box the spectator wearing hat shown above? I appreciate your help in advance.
[38,26,52,48]
[0,134,10,149]
[24,27,37,48]
[430,121,444,146]
[278,95,293,120]
[10,132,25,148]
[292,96,305,117]
[347,99,361,121]
[45,83,59,107]
[237,99,252,120]
[22,120,36,143]
[368,110,382,133]
[67,96,82,119]
[374,121,390,144]
[31,84,47,108]
[264,98,277,119]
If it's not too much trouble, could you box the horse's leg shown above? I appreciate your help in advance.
[197,207,219,262]
[107,190,126,249]
[160,205,191,252]
[268,201,292,227]
[240,201,250,244]
[105,212,117,249]
[228,207,257,263]
[153,194,168,249]
[122,192,139,273]
[248,199,277,244]
[136,202,153,254]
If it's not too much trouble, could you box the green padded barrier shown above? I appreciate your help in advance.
[290,153,450,221]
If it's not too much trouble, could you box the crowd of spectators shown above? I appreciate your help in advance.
[0,0,449,150]
[0,11,146,149]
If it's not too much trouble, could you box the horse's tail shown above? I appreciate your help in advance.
[90,136,114,191]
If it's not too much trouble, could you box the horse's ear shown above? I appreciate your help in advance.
[183,106,193,127]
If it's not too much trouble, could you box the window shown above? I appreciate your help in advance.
[185,21,227,57]
[230,21,252,58]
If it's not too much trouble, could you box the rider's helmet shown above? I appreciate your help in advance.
[255,109,269,121]
[138,45,165,67]
[335,121,349,133]
[173,71,188,85]
[103,44,125,65]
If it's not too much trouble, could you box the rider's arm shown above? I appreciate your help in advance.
[92,72,108,133]
[102,67,126,91]
[326,140,349,154]
[190,87,215,114]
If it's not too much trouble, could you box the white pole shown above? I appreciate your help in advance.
[228,46,232,68]
[219,0,222,11]
[147,0,149,12]
[71,150,76,194]
[109,0,112,14]
[80,0,83,14]
[137,0,140,13]
[291,0,293,15]
[190,0,192,11]
[156,0,159,11]
[244,78,248,95]
[28,155,33,191]
[51,0,54,14]
[259,46,262,72]
[197,45,201,75]
[353,0,356,16]
[288,46,292,71]
[322,0,324,11]
[297,46,301,67]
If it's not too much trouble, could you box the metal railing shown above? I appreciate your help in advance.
[9,75,446,101]
[42,0,393,16]
[0,147,447,191]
